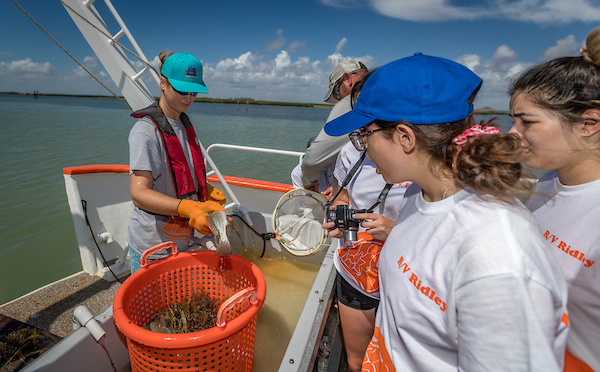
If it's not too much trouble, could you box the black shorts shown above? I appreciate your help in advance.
[335,272,379,311]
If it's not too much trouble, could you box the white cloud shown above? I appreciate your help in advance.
[0,42,530,109]
[322,0,600,23]
[457,45,532,110]
[492,45,517,64]
[5,34,578,109]
[197,43,375,103]
[540,34,581,61]
[148,55,161,72]
[274,50,292,70]
[371,0,488,21]
[0,58,54,77]
[288,40,307,53]
[266,29,286,51]
[498,0,600,23]
[0,57,121,96]
[0,40,369,104]
[214,51,258,73]
[83,55,99,70]
[335,38,347,54]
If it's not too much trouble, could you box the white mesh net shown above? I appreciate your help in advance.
[272,189,332,256]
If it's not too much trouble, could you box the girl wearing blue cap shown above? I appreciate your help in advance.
[127,50,225,273]
[509,26,600,372]
[324,53,568,371]
[327,140,409,372]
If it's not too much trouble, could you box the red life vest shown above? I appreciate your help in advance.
[131,102,208,201]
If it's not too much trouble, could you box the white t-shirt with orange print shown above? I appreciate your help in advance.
[527,171,600,371]
[364,185,569,372]
[333,142,409,299]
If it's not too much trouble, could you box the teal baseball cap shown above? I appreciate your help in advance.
[161,52,209,94]
[324,53,482,136]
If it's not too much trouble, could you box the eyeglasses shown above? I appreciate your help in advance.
[349,127,387,151]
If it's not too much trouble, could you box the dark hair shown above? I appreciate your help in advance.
[376,114,524,203]
[508,26,600,125]
[351,68,378,109]
[159,49,175,74]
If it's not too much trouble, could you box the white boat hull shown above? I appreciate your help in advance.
[22,165,338,372]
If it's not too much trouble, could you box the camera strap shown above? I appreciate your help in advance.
[330,150,367,203]
[366,183,393,213]
[329,149,393,213]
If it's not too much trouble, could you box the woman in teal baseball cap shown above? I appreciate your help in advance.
[324,53,569,371]
[127,50,225,273]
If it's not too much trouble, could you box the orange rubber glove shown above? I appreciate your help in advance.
[207,184,226,205]
[177,199,226,235]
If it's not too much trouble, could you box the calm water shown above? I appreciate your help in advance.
[0,94,516,304]
[0,94,329,304]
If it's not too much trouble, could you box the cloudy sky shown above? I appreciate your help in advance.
[2,0,599,110]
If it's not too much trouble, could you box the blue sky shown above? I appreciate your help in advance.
[1,0,600,110]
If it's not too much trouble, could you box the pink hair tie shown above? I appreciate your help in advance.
[452,125,500,153]
[580,45,594,64]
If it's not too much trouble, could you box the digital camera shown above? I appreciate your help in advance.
[325,204,366,241]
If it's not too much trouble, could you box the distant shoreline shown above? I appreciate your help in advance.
[1,91,508,114]
[1,91,333,109]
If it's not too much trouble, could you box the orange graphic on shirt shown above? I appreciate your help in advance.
[338,232,383,295]
[363,326,395,372]
[162,217,193,241]
[564,349,594,372]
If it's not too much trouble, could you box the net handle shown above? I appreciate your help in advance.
[140,241,178,267]
[217,287,258,327]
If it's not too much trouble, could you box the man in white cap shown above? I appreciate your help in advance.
[299,60,368,191]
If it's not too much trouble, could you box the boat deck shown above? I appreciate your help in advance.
[0,271,124,338]
[0,271,347,372]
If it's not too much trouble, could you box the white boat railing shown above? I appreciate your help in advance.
[206,143,305,160]
[204,144,304,224]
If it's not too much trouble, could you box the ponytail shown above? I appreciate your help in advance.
[452,126,523,203]
[158,49,175,75]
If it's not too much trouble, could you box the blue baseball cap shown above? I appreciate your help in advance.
[324,53,482,136]
[161,52,209,94]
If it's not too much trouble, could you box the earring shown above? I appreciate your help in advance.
[585,131,589,135]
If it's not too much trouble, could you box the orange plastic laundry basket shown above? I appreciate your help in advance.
[113,242,266,372]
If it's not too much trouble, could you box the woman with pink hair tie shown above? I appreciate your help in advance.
[324,53,569,372]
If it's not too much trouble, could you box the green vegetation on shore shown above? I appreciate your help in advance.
[2,91,333,109]
[2,91,508,114]
[193,96,332,108]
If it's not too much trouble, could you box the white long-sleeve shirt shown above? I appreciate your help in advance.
[300,95,352,188]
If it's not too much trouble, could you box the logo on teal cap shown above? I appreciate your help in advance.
[185,66,197,79]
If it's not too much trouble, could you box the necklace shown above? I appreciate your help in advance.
[442,183,455,199]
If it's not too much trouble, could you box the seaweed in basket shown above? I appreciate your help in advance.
[145,291,218,334]
[0,327,45,367]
